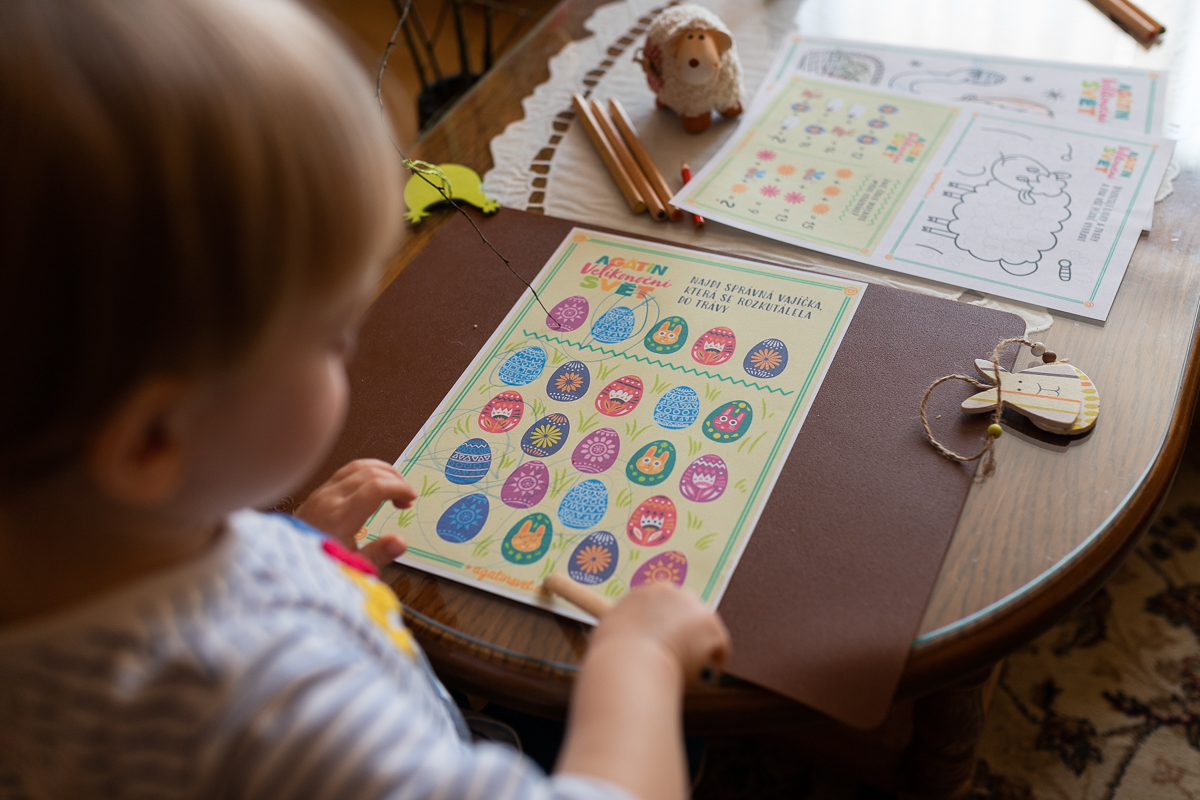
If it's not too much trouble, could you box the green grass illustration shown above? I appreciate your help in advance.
[650,375,672,395]
[471,536,493,558]
[550,347,568,366]
[452,417,472,437]
[477,382,499,395]
[503,341,525,352]
[734,478,748,493]
[395,509,416,529]
[695,533,718,551]
[687,436,703,457]
[615,487,632,509]
[703,383,722,402]
[686,511,703,530]
[549,468,578,499]
[576,410,601,434]
[531,398,546,419]
[495,451,515,475]
[760,398,776,420]
[624,419,654,440]
[737,430,770,455]
[596,361,618,381]
[628,548,640,564]
[538,558,558,579]
[603,582,626,599]
[418,475,439,498]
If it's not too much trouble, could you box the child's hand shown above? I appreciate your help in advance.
[296,459,415,567]
[590,583,730,684]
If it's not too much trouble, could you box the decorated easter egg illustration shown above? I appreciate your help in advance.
[435,494,489,543]
[567,531,619,586]
[691,326,737,365]
[590,306,636,343]
[631,550,688,588]
[478,390,524,434]
[626,495,677,546]
[679,455,728,502]
[498,346,547,386]
[594,375,643,417]
[571,427,621,474]
[501,512,553,565]
[444,438,491,484]
[653,386,700,430]
[743,339,789,379]
[625,440,677,486]
[546,361,591,402]
[557,479,609,529]
[501,460,549,508]
[643,316,689,354]
[702,400,753,443]
[546,295,589,332]
[520,413,570,457]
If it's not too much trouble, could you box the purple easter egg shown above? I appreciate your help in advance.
[570,427,621,474]
[501,460,549,509]
[547,295,589,333]
[679,455,728,502]
[630,550,687,588]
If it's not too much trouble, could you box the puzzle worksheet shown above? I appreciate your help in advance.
[675,75,1174,320]
[362,229,863,622]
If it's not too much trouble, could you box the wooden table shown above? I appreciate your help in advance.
[303,0,1200,794]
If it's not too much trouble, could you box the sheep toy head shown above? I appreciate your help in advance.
[638,5,744,134]
[992,156,1071,204]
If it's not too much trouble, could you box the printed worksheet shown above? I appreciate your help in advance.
[753,35,1169,230]
[362,229,863,623]
[675,75,1174,319]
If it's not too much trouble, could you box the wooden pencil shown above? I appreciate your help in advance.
[590,99,667,221]
[571,93,646,214]
[607,98,683,221]
[543,573,613,619]
[1085,0,1164,46]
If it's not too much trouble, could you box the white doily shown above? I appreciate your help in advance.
[482,0,1054,335]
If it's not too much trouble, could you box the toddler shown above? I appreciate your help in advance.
[0,1,729,798]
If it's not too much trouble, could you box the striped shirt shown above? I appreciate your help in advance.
[0,511,632,800]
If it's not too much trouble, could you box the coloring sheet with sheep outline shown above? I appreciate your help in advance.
[676,74,1173,320]
[361,229,863,623]
[882,112,1171,318]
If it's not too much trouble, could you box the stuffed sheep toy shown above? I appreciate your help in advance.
[638,5,744,133]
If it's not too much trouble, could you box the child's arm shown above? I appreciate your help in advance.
[556,585,730,800]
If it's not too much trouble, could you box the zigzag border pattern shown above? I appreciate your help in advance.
[523,330,795,396]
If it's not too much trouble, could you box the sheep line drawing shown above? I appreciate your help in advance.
[921,154,1072,277]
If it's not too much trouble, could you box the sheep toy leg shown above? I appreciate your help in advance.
[682,113,713,133]
[719,101,743,119]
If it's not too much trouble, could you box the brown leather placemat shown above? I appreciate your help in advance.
[306,208,1024,729]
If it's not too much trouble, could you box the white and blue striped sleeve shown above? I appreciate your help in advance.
[198,626,638,800]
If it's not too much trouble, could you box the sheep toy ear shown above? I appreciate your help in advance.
[709,29,732,54]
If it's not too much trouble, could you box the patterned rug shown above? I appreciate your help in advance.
[695,431,1200,799]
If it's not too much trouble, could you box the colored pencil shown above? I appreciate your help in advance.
[571,93,646,214]
[1085,0,1164,46]
[607,98,683,220]
[681,163,705,229]
[590,99,667,221]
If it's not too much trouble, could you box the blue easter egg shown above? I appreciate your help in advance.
[546,360,591,402]
[567,531,619,586]
[444,438,491,484]
[520,413,570,458]
[557,478,608,529]
[435,494,489,543]
[590,306,636,343]
[498,346,547,386]
[743,339,789,379]
[501,512,553,565]
[653,386,700,430]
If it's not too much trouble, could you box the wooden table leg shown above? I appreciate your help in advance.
[898,661,1003,800]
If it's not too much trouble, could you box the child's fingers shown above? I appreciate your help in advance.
[357,534,407,567]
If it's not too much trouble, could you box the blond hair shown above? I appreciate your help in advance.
[0,0,403,488]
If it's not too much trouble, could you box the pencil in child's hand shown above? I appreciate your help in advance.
[680,163,705,229]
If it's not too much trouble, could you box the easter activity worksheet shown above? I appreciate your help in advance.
[674,74,1174,320]
[362,229,864,622]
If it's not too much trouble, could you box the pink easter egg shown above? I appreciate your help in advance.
[691,326,737,366]
[547,295,590,333]
[630,550,688,588]
[626,495,677,546]
[501,460,549,509]
[570,427,621,474]
[679,455,728,502]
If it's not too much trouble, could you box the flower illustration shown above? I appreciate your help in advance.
[555,372,583,393]
[530,424,561,450]
[731,183,748,194]
[813,203,830,215]
[575,544,612,574]
[751,347,782,371]
[784,191,805,204]
[777,164,796,176]
[760,185,779,197]
[756,149,776,161]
